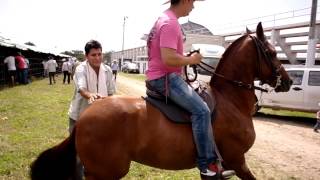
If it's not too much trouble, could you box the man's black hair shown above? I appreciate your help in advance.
[84,40,102,55]
[171,0,180,5]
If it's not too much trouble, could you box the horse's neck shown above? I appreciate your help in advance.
[211,40,257,113]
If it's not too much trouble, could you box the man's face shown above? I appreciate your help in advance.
[86,48,102,69]
[182,0,195,16]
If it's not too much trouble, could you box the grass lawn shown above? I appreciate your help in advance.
[259,108,315,119]
[118,72,146,82]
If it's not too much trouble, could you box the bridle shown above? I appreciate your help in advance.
[250,35,283,90]
[184,35,283,92]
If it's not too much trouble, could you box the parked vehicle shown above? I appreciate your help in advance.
[255,66,320,113]
[191,44,225,75]
[122,62,139,73]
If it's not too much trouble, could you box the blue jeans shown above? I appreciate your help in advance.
[18,69,28,84]
[148,73,217,171]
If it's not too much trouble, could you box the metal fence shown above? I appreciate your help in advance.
[211,6,320,34]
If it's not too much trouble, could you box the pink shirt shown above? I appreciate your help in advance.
[146,9,184,80]
[15,56,27,69]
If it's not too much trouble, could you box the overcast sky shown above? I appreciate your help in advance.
[0,0,315,53]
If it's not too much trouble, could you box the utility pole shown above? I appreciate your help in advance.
[121,16,128,70]
[306,0,318,67]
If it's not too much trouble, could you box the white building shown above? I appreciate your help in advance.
[111,21,224,74]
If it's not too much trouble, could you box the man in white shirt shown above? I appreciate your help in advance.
[67,40,115,180]
[42,60,48,77]
[111,60,119,81]
[4,55,16,87]
[62,59,71,84]
[46,56,58,85]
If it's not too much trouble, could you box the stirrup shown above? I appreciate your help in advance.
[221,170,236,179]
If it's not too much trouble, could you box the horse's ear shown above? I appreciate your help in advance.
[246,27,252,34]
[256,22,265,41]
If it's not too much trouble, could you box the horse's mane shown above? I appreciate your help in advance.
[210,34,249,85]
[216,34,249,71]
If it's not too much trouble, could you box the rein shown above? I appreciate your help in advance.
[197,61,268,92]
[184,36,274,93]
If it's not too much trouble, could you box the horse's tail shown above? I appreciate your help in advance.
[30,127,77,180]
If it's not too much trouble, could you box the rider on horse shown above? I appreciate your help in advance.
[146,0,227,178]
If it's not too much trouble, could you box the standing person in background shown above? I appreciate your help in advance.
[42,60,48,77]
[314,103,320,133]
[62,59,71,84]
[15,52,28,84]
[68,58,73,82]
[47,56,58,85]
[3,54,16,87]
[68,40,115,179]
[111,60,119,81]
[71,59,81,80]
[24,57,30,83]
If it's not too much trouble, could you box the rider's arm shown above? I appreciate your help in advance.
[161,47,202,67]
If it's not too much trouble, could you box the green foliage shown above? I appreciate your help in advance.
[24,42,36,46]
[60,50,85,61]
[103,51,114,65]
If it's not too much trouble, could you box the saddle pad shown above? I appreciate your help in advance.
[143,96,191,124]
[143,88,216,124]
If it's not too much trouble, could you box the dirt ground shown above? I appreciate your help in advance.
[116,75,320,179]
[248,116,320,179]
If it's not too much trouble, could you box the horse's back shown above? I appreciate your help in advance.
[77,96,147,140]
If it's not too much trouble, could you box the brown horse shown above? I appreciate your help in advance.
[30,23,292,180]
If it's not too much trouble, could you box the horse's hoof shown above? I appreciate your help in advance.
[222,170,236,179]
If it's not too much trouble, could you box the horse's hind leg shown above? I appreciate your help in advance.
[225,155,256,180]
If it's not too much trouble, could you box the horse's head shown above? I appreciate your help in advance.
[251,22,292,92]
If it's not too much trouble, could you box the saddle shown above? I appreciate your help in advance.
[143,80,216,123]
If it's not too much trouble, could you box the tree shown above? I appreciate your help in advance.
[60,50,85,61]
[103,51,114,65]
[25,42,36,46]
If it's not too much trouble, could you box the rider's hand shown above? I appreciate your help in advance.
[189,52,202,65]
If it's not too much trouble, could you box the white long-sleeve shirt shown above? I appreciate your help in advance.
[68,61,115,120]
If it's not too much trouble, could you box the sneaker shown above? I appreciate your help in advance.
[200,169,217,176]
[209,162,236,179]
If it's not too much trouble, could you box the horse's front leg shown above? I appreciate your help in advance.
[225,155,256,180]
